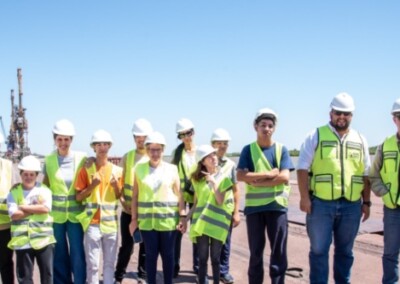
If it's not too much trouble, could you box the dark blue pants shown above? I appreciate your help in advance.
[115,211,146,281]
[142,230,177,284]
[174,202,199,274]
[220,221,233,276]
[197,235,223,284]
[246,211,288,284]
[0,228,14,284]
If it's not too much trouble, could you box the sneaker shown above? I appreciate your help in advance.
[220,273,234,284]
[137,276,146,284]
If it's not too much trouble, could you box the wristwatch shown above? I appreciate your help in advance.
[362,201,372,207]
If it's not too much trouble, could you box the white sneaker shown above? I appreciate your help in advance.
[138,276,146,284]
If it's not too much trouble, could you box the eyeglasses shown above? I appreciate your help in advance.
[394,113,400,119]
[93,142,111,146]
[177,129,194,139]
[333,110,352,117]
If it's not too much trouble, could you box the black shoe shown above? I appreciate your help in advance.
[220,273,234,284]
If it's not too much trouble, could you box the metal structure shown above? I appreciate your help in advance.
[2,68,30,161]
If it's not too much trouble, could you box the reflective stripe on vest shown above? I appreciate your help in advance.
[0,158,12,225]
[190,172,233,243]
[76,163,122,233]
[310,125,365,201]
[380,135,400,208]
[45,151,86,223]
[136,162,180,231]
[8,185,56,250]
[245,142,290,208]
[219,158,236,212]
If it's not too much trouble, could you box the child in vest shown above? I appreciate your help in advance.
[75,130,122,284]
[7,155,56,284]
[187,145,234,284]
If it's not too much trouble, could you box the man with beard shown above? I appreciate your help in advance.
[297,92,371,284]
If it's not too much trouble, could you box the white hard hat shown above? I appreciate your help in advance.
[196,144,217,162]
[210,128,231,142]
[145,131,166,146]
[0,133,4,144]
[254,108,278,123]
[132,118,153,136]
[18,155,41,172]
[52,119,76,136]
[330,92,355,112]
[391,98,400,114]
[176,118,194,133]
[90,129,113,145]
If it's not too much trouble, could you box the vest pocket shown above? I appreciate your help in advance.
[382,151,398,173]
[313,174,333,195]
[346,141,362,162]
[350,175,364,199]
[321,141,338,159]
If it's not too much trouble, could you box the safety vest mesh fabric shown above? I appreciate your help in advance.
[136,162,179,231]
[0,158,12,225]
[310,125,365,201]
[8,185,56,250]
[178,151,196,204]
[380,135,400,209]
[245,142,290,208]
[76,163,121,233]
[190,175,233,243]
[45,151,86,223]
[122,150,149,210]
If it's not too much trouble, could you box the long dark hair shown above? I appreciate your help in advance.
[171,142,184,165]
[191,161,208,182]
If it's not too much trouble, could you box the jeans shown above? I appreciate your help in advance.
[115,211,146,281]
[307,197,361,284]
[142,230,177,284]
[84,225,118,284]
[16,244,54,284]
[197,235,223,284]
[220,220,233,276]
[382,206,400,284]
[175,202,199,274]
[246,210,288,284]
[0,228,14,284]
[53,221,86,284]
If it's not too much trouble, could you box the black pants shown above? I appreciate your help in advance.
[197,235,223,284]
[246,211,288,284]
[0,228,14,284]
[16,244,55,284]
[174,202,199,274]
[115,211,146,281]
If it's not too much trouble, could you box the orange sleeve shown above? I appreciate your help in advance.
[75,167,89,191]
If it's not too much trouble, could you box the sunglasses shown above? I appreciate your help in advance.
[177,129,194,139]
[333,110,352,117]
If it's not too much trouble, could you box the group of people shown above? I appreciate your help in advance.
[1,92,400,284]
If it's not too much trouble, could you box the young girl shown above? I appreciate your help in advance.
[188,145,234,284]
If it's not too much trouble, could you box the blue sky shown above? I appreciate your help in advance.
[0,1,399,156]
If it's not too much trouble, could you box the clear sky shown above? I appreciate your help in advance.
[0,1,399,157]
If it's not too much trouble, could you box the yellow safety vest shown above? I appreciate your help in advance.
[122,150,148,211]
[76,163,122,233]
[310,125,365,201]
[190,173,233,243]
[379,135,400,208]
[136,162,180,231]
[8,184,56,250]
[245,142,290,207]
[45,151,86,223]
[0,158,12,225]
[178,151,196,204]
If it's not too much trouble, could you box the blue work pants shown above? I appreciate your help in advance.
[246,210,288,284]
[382,206,400,284]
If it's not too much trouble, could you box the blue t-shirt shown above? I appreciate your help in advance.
[237,143,294,215]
